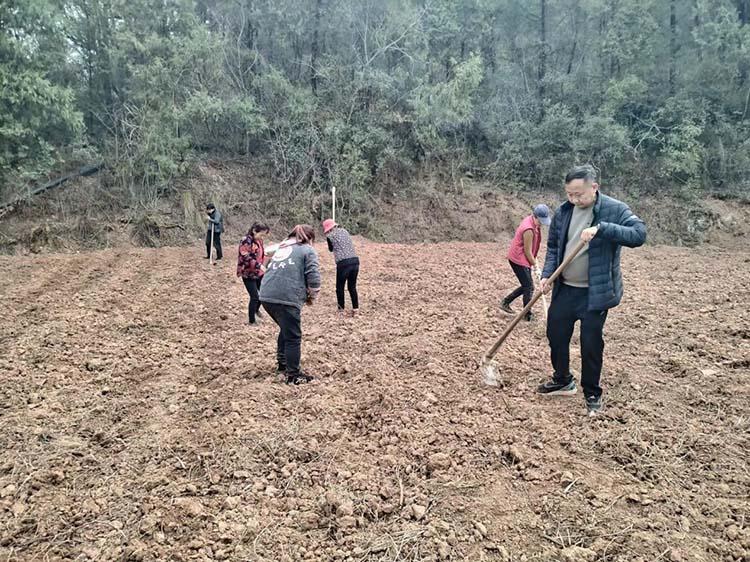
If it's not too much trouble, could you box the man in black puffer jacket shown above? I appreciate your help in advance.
[538,165,646,415]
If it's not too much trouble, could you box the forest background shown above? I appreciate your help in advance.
[2,0,749,248]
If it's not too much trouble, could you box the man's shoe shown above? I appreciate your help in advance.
[585,395,603,416]
[286,372,314,385]
[537,379,577,396]
[500,300,513,314]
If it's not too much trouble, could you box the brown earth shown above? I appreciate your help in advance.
[0,239,748,562]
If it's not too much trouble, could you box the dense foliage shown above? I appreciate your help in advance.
[2,0,749,212]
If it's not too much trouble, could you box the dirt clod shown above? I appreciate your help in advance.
[560,546,597,562]
[428,452,452,471]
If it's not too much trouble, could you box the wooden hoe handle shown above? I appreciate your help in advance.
[483,239,587,362]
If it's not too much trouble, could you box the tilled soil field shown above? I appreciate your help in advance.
[0,240,748,562]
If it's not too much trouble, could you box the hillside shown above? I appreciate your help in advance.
[1,162,749,255]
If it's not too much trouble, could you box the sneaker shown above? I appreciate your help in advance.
[500,300,513,314]
[537,379,577,396]
[276,364,287,374]
[285,372,314,385]
[585,395,603,416]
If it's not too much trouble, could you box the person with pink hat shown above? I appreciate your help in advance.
[500,204,552,321]
[322,218,360,317]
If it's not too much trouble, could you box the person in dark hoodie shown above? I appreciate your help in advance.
[205,203,224,261]
[537,165,646,415]
[259,225,321,385]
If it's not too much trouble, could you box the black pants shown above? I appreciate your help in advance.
[242,277,262,323]
[205,230,222,259]
[504,260,533,308]
[262,302,302,375]
[547,284,609,398]
[336,258,360,310]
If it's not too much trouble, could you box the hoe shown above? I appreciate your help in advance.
[481,240,587,386]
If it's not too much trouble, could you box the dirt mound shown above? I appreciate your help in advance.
[0,240,748,561]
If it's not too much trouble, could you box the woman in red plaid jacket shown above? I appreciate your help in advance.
[237,223,270,325]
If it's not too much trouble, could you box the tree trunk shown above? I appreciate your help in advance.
[599,11,608,78]
[538,0,547,118]
[310,0,323,95]
[738,1,749,85]
[484,42,496,75]
[246,0,258,51]
[669,0,677,95]
[293,36,302,82]
[566,1,579,75]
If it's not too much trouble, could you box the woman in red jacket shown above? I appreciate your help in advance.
[237,223,270,325]
[500,204,551,321]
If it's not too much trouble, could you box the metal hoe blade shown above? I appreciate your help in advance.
[480,356,500,386]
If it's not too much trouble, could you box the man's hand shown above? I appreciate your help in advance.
[539,278,553,294]
[581,226,598,242]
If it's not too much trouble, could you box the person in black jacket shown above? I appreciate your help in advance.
[538,165,646,415]
[205,203,223,260]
